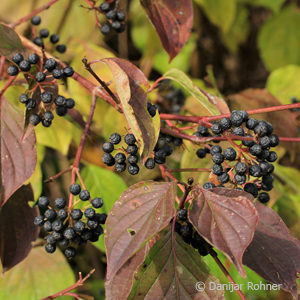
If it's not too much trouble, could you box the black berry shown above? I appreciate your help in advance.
[79,190,90,201]
[7,65,19,76]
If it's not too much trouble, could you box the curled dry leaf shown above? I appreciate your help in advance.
[189,186,258,277]
[105,181,176,280]
[140,0,193,61]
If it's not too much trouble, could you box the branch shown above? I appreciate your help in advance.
[82,57,121,107]
[41,269,95,300]
[209,249,247,300]
[160,102,300,123]
[10,0,60,28]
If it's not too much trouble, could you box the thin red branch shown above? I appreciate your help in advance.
[209,249,246,300]
[41,269,95,300]
[10,0,60,28]
[169,168,211,173]
[44,167,72,183]
[160,102,300,123]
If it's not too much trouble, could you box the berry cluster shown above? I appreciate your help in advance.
[102,130,183,175]
[7,54,75,127]
[173,208,211,256]
[31,15,67,53]
[290,97,300,112]
[153,133,183,165]
[102,133,141,175]
[34,183,107,258]
[99,1,126,35]
[196,110,279,204]
[156,82,186,114]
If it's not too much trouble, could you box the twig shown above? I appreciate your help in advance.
[44,167,72,183]
[41,269,95,300]
[169,168,211,173]
[209,249,247,300]
[10,0,60,28]
[160,102,300,123]
[82,57,121,107]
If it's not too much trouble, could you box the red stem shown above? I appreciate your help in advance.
[209,249,246,300]
[41,269,95,300]
[169,168,211,173]
[160,102,300,123]
[0,76,16,101]
[10,0,60,28]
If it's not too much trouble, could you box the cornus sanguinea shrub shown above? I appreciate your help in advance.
[0,1,300,300]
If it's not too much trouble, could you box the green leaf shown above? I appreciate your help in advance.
[129,230,224,299]
[258,6,300,71]
[266,65,300,104]
[0,24,23,56]
[76,164,127,252]
[35,116,73,155]
[222,5,250,53]
[195,0,237,33]
[238,0,285,13]
[163,68,219,115]
[25,144,45,200]
[0,247,75,299]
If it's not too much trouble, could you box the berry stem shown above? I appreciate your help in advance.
[209,249,247,300]
[148,76,166,93]
[75,168,87,190]
[40,269,95,300]
[168,168,211,173]
[160,102,300,123]
[44,166,72,183]
[10,0,60,28]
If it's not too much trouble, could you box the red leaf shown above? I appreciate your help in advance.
[0,24,23,56]
[189,187,258,277]
[1,98,37,206]
[129,230,224,299]
[105,181,176,280]
[243,202,300,299]
[0,185,39,273]
[102,58,159,160]
[140,0,193,61]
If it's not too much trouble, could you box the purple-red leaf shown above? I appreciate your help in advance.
[102,58,160,160]
[243,202,300,299]
[1,98,36,206]
[129,230,224,299]
[0,185,39,273]
[0,24,23,56]
[105,181,176,280]
[140,0,193,61]
[189,187,258,277]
